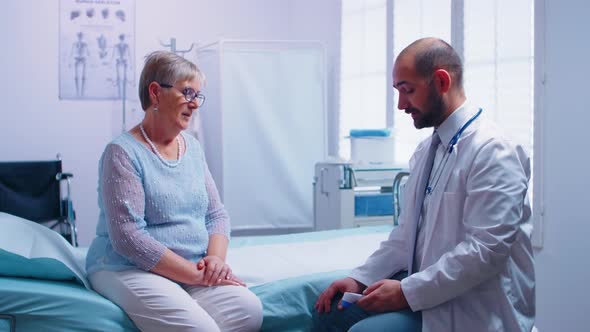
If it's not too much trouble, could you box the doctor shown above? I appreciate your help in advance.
[313,37,535,332]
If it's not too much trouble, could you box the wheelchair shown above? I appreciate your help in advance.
[0,158,78,246]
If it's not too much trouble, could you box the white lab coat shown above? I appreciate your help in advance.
[349,107,535,332]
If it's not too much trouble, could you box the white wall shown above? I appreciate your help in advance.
[534,0,590,330]
[0,0,341,245]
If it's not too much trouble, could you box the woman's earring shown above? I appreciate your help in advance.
[153,105,158,112]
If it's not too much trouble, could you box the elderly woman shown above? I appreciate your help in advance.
[86,51,262,332]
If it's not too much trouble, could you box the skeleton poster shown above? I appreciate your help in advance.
[59,0,135,100]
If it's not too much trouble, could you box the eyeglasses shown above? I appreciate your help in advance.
[159,83,206,107]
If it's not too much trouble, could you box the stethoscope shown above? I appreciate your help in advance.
[426,108,483,195]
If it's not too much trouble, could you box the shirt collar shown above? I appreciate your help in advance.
[434,100,476,150]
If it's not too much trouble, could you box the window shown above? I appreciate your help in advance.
[339,0,534,169]
[463,0,534,157]
[340,0,539,243]
[339,0,387,159]
[392,0,451,166]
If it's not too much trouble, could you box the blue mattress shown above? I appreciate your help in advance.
[235,225,393,331]
[0,223,392,332]
[0,277,137,332]
[0,272,347,332]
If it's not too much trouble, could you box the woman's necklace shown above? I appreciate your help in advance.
[139,123,182,167]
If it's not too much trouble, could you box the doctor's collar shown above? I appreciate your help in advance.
[434,100,472,150]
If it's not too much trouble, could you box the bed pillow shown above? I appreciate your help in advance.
[0,212,90,289]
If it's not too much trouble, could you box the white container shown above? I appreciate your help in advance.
[349,136,395,165]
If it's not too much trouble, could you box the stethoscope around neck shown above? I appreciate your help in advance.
[446,107,483,153]
[425,107,483,195]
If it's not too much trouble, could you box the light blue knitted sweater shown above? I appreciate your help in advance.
[86,132,230,275]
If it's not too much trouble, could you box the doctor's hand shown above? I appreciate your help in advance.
[315,277,365,313]
[356,279,409,313]
[196,255,233,286]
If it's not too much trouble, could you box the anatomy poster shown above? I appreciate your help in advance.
[59,0,135,100]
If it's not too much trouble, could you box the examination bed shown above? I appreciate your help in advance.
[0,212,392,332]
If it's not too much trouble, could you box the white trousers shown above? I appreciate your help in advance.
[89,269,263,332]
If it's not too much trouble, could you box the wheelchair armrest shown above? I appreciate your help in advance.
[56,172,73,180]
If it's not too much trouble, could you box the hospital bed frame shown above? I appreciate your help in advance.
[392,171,410,225]
[0,314,15,332]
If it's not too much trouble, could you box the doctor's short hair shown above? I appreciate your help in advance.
[138,50,206,110]
[407,38,464,89]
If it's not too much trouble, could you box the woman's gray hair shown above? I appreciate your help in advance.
[138,50,205,110]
